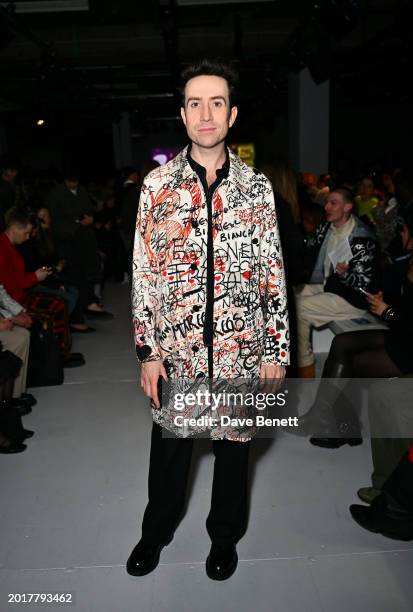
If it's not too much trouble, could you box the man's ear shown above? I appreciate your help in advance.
[228,106,238,128]
[180,107,187,127]
[344,203,353,215]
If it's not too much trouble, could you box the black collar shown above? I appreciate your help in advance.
[186,143,230,184]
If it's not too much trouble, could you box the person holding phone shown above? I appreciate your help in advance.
[294,188,381,378]
[300,253,413,452]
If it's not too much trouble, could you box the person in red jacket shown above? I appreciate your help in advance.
[0,208,51,302]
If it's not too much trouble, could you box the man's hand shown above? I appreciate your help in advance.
[0,318,14,331]
[259,363,286,394]
[141,360,168,409]
[35,267,52,282]
[366,291,389,316]
[335,261,349,275]
[11,312,33,328]
[79,214,94,226]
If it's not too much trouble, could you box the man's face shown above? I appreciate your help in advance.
[10,223,33,244]
[37,207,51,229]
[324,192,352,224]
[180,75,237,149]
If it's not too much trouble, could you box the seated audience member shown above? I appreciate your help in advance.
[350,447,413,541]
[371,192,399,251]
[313,173,332,206]
[19,209,94,333]
[0,209,85,367]
[0,344,33,454]
[0,285,35,415]
[46,168,113,319]
[299,172,319,203]
[295,188,381,377]
[0,208,50,304]
[298,253,413,448]
[354,176,380,223]
[381,211,413,306]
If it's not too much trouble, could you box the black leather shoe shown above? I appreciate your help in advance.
[310,436,362,448]
[0,440,27,454]
[126,535,173,577]
[206,543,238,581]
[350,501,413,541]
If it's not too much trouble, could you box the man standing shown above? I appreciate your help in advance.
[46,169,112,318]
[128,59,289,581]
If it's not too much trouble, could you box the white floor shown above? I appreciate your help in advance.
[1,283,412,612]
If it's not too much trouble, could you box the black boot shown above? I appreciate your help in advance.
[300,362,362,447]
[350,495,413,541]
[350,452,413,540]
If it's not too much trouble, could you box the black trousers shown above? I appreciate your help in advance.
[324,329,402,378]
[141,421,251,547]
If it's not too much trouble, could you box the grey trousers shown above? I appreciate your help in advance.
[368,375,413,489]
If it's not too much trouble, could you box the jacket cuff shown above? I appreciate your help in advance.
[135,343,161,363]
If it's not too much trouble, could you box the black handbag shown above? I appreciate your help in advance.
[27,320,64,387]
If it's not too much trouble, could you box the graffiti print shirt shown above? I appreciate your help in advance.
[132,145,289,379]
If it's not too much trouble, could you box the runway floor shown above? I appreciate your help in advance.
[1,282,412,612]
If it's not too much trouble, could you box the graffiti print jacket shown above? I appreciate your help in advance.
[131,146,289,437]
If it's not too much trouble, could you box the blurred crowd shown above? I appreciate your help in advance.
[0,157,158,454]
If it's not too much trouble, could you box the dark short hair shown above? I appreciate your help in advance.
[179,58,239,107]
[5,207,33,229]
[330,188,354,206]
